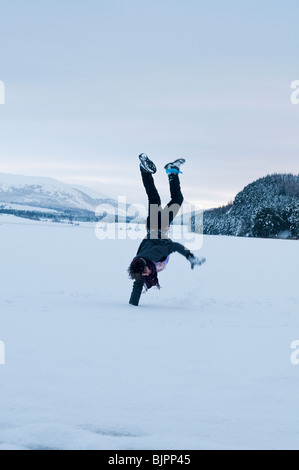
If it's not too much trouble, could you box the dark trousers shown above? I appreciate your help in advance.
[141,170,184,234]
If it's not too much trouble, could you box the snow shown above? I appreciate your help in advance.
[278,230,292,239]
[0,203,59,213]
[0,214,298,450]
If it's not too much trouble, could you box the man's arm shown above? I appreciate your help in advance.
[171,241,191,258]
[129,279,144,306]
[171,242,206,269]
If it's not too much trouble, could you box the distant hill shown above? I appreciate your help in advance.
[203,174,299,239]
[0,173,132,222]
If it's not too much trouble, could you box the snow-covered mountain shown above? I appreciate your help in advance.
[0,173,146,222]
[0,173,113,212]
[203,174,299,239]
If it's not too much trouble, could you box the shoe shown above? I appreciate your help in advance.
[164,158,186,171]
[164,158,186,173]
[187,253,206,270]
[139,153,157,174]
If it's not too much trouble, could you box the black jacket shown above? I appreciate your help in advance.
[129,238,191,306]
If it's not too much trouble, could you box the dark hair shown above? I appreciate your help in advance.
[128,257,147,281]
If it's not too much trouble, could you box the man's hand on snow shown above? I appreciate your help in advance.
[187,253,206,270]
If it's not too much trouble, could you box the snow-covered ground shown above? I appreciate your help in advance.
[0,214,298,450]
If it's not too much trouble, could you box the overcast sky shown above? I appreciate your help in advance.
[0,0,299,208]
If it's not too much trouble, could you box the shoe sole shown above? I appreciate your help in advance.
[139,154,157,174]
[164,158,186,170]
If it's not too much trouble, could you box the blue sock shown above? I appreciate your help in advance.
[166,168,182,175]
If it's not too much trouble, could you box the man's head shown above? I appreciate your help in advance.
[128,257,152,281]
